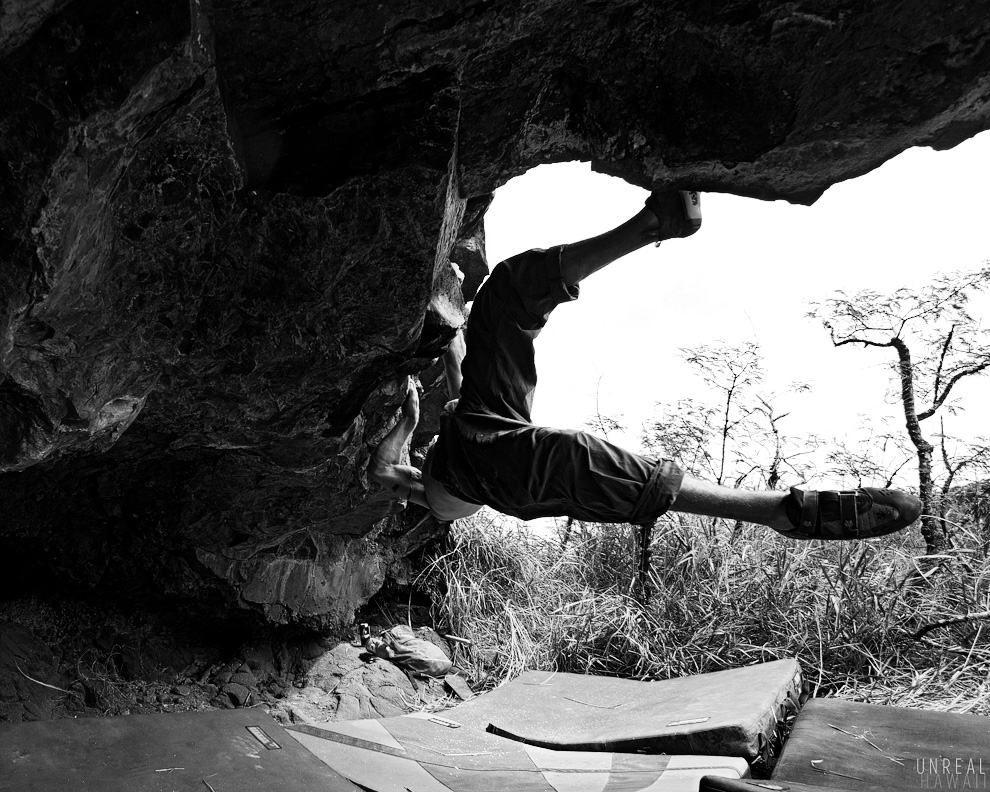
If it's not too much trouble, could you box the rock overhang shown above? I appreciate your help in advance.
[1,0,989,628]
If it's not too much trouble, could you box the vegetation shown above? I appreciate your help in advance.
[641,340,818,494]
[424,504,990,715]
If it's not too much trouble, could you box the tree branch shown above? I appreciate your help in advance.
[918,359,990,421]
[930,324,956,408]
[831,335,897,350]
[912,610,990,640]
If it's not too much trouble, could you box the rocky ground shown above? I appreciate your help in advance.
[0,592,475,726]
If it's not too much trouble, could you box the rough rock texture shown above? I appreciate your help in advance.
[0,597,460,723]
[0,622,61,722]
[273,642,417,723]
[2,0,990,629]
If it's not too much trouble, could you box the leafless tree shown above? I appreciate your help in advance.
[643,341,817,498]
[681,342,764,487]
[811,265,990,554]
[937,419,990,542]
[824,417,913,489]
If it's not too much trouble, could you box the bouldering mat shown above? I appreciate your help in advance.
[0,708,360,792]
[773,698,990,791]
[446,659,803,760]
[700,776,841,792]
[288,711,751,792]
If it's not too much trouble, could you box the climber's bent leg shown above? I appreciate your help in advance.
[430,190,702,521]
[559,190,702,285]
[455,189,702,422]
[454,246,576,422]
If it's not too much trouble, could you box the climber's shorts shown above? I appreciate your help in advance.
[430,246,683,524]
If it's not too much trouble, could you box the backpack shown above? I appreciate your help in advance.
[365,625,453,677]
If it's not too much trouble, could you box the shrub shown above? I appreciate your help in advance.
[423,508,990,714]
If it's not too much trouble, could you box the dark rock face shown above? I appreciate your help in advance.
[2,0,989,629]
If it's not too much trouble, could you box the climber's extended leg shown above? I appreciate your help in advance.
[673,475,922,540]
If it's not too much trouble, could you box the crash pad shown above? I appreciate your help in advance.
[773,698,990,791]
[0,708,360,792]
[700,777,840,792]
[288,711,751,792]
[446,659,803,760]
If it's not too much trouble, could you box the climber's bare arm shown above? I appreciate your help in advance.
[368,385,431,509]
[442,327,466,401]
[370,329,465,510]
[370,461,431,509]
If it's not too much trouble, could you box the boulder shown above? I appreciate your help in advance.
[1,0,989,628]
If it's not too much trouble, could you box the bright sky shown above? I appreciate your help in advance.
[483,131,990,488]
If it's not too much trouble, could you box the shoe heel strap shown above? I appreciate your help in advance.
[800,490,818,531]
[839,492,859,535]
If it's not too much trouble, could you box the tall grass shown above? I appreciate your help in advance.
[423,509,990,715]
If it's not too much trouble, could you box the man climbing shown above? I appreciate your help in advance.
[369,191,922,540]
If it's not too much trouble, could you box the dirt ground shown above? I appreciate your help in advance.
[0,594,472,727]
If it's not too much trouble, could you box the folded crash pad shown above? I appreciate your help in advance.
[700,776,841,792]
[446,658,803,760]
[0,708,360,792]
[773,698,990,791]
[288,711,751,792]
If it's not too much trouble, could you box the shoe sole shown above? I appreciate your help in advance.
[679,190,702,231]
